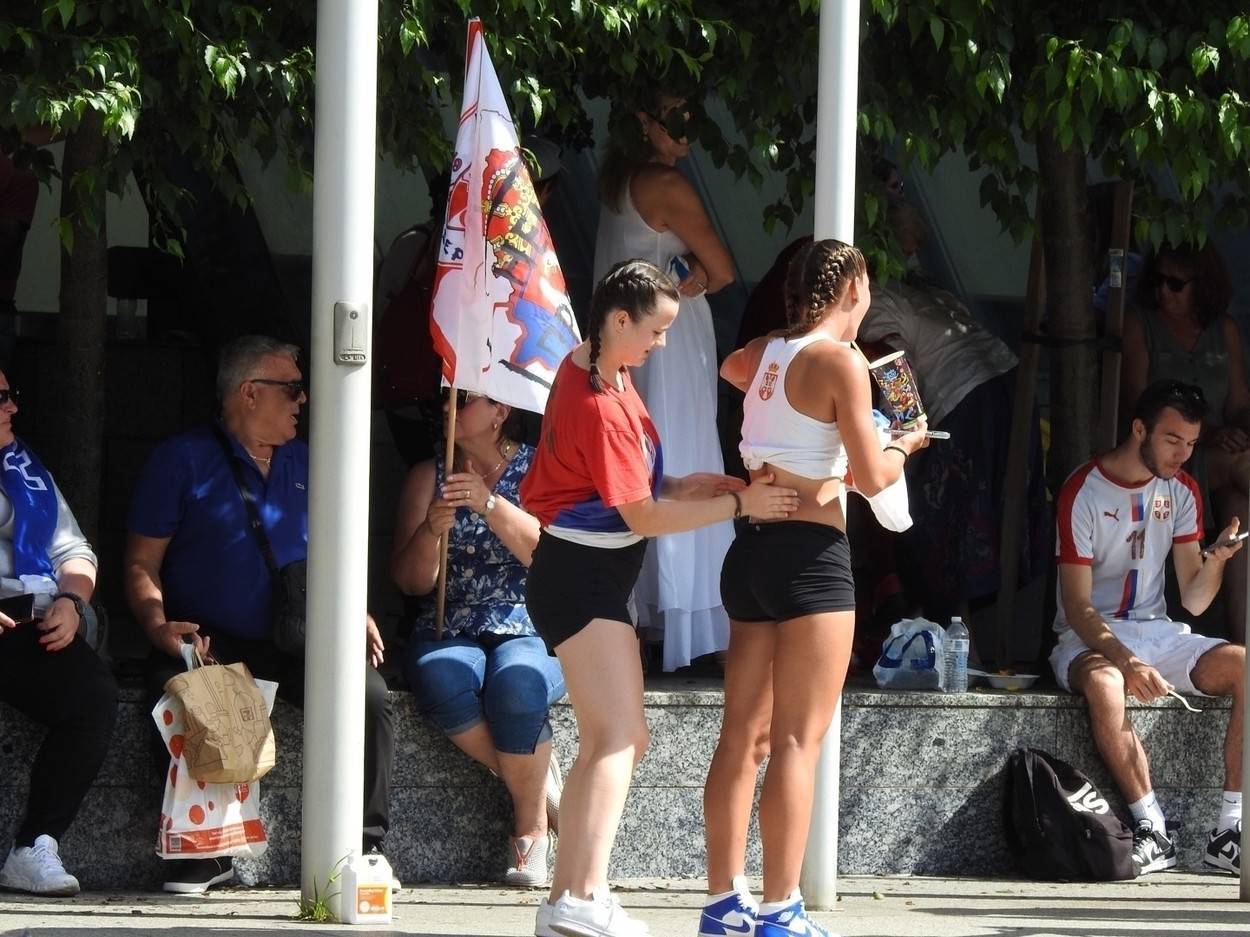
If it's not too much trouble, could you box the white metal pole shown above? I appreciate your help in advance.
[800,0,860,911]
[303,0,378,919]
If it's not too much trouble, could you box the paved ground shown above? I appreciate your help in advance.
[1,874,1249,936]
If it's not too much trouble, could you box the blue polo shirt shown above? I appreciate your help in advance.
[128,423,309,640]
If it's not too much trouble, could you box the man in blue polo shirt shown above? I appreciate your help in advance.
[125,335,394,895]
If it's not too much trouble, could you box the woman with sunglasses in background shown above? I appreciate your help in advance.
[391,387,565,887]
[1121,241,1250,640]
[593,87,739,674]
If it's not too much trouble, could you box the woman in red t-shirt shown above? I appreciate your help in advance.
[521,260,798,937]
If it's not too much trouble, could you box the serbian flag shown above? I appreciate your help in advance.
[429,19,579,414]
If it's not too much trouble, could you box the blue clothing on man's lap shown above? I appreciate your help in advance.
[128,423,308,640]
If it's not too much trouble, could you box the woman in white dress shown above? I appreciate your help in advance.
[594,92,737,671]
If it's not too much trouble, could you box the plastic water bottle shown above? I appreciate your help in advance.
[944,617,969,693]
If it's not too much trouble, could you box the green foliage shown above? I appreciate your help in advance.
[292,853,347,923]
[1,2,318,252]
[861,1,1250,249]
[5,0,1249,269]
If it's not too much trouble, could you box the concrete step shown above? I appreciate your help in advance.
[0,677,1231,889]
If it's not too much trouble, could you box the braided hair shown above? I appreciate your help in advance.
[586,259,680,393]
[782,239,867,337]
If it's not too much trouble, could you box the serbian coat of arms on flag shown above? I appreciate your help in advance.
[429,18,579,414]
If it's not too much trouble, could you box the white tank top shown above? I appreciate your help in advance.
[740,333,850,479]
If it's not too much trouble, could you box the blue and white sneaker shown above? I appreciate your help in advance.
[698,876,757,936]
[754,892,836,937]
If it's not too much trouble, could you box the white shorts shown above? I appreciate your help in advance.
[1049,618,1227,696]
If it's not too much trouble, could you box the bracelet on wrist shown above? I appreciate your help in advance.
[729,491,743,519]
[883,444,909,463]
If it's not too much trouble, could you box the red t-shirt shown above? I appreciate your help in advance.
[520,355,663,542]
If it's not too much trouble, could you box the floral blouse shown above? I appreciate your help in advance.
[407,443,536,640]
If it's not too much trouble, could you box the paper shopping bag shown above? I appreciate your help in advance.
[164,657,276,783]
[152,690,271,860]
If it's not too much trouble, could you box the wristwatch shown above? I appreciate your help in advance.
[483,493,498,515]
[53,590,87,621]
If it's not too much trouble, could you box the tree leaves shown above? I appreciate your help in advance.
[6,0,1249,266]
[861,4,1250,251]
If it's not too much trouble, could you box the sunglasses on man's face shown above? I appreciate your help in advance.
[0,389,19,406]
[1156,274,1193,293]
[247,378,305,401]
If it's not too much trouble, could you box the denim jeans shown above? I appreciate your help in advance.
[404,631,566,754]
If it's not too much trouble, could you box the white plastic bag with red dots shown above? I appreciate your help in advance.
[152,672,278,860]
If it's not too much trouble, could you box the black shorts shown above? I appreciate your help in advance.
[720,520,855,623]
[526,531,647,653]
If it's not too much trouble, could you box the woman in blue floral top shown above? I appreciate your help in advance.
[392,389,565,887]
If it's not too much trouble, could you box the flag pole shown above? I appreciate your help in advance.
[434,388,459,638]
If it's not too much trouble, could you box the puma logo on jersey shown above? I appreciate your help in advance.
[1103,509,1120,521]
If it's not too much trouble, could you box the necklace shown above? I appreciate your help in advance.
[247,450,272,465]
[464,440,513,478]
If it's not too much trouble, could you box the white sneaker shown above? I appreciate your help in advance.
[547,885,650,937]
[536,896,559,937]
[0,835,80,896]
[505,834,549,887]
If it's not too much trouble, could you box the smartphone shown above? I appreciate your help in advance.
[0,593,35,624]
[667,255,691,284]
[1201,530,1250,557]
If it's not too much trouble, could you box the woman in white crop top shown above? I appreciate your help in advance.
[698,240,928,936]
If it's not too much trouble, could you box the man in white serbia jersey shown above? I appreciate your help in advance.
[1053,380,1246,878]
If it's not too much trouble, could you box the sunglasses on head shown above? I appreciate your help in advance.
[246,378,305,401]
[1156,274,1192,292]
[0,389,18,406]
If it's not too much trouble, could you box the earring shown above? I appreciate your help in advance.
[493,422,499,430]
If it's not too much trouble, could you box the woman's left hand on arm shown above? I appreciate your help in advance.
[677,256,710,297]
[442,468,492,515]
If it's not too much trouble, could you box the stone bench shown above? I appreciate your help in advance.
[0,677,1230,889]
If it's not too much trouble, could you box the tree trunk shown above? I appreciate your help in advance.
[54,112,108,543]
[1037,133,1097,493]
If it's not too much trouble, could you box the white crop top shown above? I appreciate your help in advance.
[739,333,850,479]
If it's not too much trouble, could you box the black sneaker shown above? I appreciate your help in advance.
[1204,820,1241,874]
[1132,819,1178,875]
[162,857,234,894]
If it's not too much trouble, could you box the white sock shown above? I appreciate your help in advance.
[1219,791,1242,831]
[757,890,801,916]
[1128,792,1167,832]
[705,875,755,906]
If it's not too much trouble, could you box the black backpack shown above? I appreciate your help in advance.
[1004,747,1136,881]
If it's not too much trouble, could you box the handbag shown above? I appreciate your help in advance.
[153,652,277,856]
[212,426,307,656]
[162,648,277,783]
[872,618,946,690]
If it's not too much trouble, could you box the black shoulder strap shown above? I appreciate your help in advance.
[211,425,280,577]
